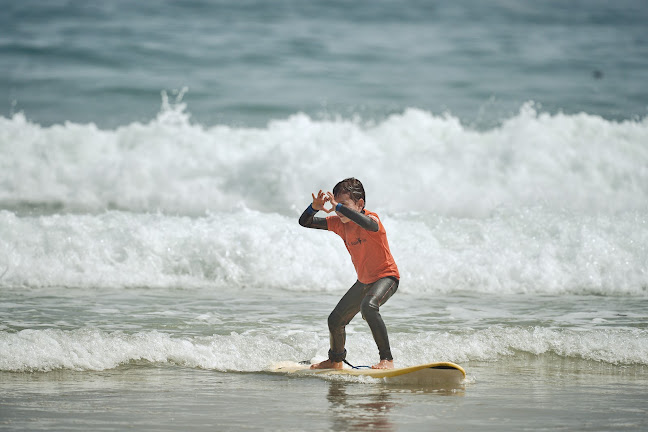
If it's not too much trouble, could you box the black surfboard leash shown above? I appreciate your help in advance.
[343,359,371,369]
[299,359,371,369]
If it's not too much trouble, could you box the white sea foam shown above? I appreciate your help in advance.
[0,210,643,294]
[1,102,646,217]
[1,326,645,373]
[0,206,646,294]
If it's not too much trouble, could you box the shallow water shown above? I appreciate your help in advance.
[2,357,646,431]
[2,286,648,430]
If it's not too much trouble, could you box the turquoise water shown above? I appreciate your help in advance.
[3,0,647,127]
[1,0,648,430]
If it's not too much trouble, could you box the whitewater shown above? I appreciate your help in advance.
[1,98,646,292]
[2,98,647,217]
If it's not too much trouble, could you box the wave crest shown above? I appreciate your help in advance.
[1,103,646,216]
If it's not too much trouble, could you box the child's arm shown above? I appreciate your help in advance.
[298,190,329,230]
[325,192,379,232]
[335,204,379,232]
[298,205,328,230]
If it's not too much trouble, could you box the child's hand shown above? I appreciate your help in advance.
[326,192,339,211]
[312,190,331,212]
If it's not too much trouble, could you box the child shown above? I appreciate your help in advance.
[299,178,400,369]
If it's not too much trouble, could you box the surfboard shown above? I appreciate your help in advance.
[271,361,466,387]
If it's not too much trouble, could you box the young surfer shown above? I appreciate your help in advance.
[299,178,400,369]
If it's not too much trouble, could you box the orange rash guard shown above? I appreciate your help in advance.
[326,209,399,284]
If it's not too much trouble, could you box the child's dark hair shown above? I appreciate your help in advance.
[333,178,366,207]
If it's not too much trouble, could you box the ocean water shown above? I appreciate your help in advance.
[2,0,648,431]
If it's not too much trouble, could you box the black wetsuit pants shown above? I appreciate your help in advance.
[327,276,399,362]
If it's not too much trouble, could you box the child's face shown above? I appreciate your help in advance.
[334,193,364,223]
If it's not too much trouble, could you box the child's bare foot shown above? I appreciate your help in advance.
[371,359,394,369]
[310,359,344,370]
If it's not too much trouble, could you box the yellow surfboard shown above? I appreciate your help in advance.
[272,361,466,387]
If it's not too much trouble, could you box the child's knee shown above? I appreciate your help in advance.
[328,311,342,330]
[360,296,379,320]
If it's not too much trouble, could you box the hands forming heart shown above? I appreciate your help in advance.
[311,190,339,213]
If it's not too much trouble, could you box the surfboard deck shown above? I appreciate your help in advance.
[271,361,466,387]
